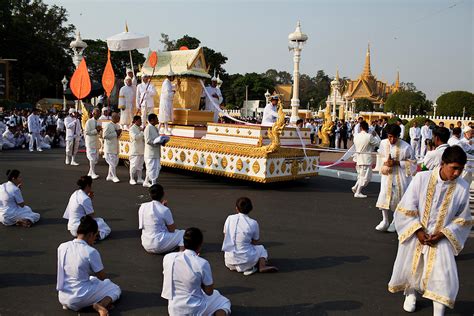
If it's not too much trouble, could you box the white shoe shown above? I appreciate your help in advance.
[29,149,33,152]
[106,176,113,182]
[112,177,120,183]
[65,158,70,165]
[375,220,390,231]
[90,173,99,180]
[403,293,416,312]
[37,148,43,152]
[70,161,79,166]
[165,129,172,135]
[351,186,357,193]
[62,305,68,310]
[129,179,137,185]
[354,193,367,198]
[387,222,397,233]
[142,181,152,188]
[243,266,258,276]
[137,178,144,184]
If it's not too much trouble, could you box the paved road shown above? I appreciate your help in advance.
[0,149,472,315]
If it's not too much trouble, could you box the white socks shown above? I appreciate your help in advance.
[381,209,389,223]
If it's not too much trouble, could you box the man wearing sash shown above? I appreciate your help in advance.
[375,124,415,232]
[201,75,223,123]
[118,77,135,128]
[388,146,472,315]
[136,74,157,127]
[84,108,102,179]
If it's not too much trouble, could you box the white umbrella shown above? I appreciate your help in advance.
[106,26,149,76]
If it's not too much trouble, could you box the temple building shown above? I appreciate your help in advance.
[344,43,400,106]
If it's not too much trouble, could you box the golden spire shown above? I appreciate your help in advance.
[335,68,340,81]
[395,70,400,88]
[362,42,372,78]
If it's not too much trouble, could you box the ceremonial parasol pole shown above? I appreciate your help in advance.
[138,51,158,112]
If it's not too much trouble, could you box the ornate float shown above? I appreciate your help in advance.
[111,47,318,183]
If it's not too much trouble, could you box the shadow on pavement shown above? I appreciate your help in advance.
[272,255,370,273]
[0,250,44,257]
[0,273,55,287]
[232,300,363,315]
[456,252,474,261]
[218,286,255,295]
[108,229,141,240]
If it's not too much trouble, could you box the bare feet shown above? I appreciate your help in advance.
[259,266,279,273]
[92,303,109,316]
[16,219,32,228]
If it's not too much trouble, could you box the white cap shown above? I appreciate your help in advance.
[167,64,175,77]
[211,69,217,81]
[126,68,132,73]
[463,126,471,134]
[141,73,149,78]
[68,108,76,114]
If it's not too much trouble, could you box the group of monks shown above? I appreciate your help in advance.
[352,120,473,316]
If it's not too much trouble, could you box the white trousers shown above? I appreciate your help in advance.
[168,290,231,316]
[66,138,80,156]
[87,148,99,175]
[105,153,119,178]
[410,139,420,157]
[354,165,372,192]
[420,138,430,158]
[130,155,144,180]
[145,158,161,185]
[29,132,41,151]
[141,107,154,126]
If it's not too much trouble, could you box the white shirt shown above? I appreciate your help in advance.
[421,125,432,140]
[159,79,175,123]
[57,118,65,132]
[129,124,144,156]
[422,143,449,170]
[0,181,24,220]
[144,124,161,159]
[118,85,135,111]
[138,201,174,244]
[162,249,213,315]
[102,122,120,154]
[63,190,94,231]
[353,123,361,135]
[261,103,278,126]
[56,239,104,292]
[201,85,223,122]
[136,82,157,110]
[84,118,100,150]
[27,114,41,133]
[409,127,421,141]
[399,124,405,139]
[353,131,381,166]
[64,116,81,141]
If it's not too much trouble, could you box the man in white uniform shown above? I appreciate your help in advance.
[420,120,432,158]
[353,117,363,136]
[138,184,185,253]
[158,69,176,135]
[396,118,405,140]
[64,108,81,166]
[388,146,472,316]
[126,68,137,87]
[129,115,145,185]
[352,121,381,198]
[409,122,421,158]
[162,227,231,316]
[144,113,164,187]
[422,127,450,171]
[84,108,102,179]
[261,95,279,126]
[102,112,122,183]
[118,77,135,128]
[136,74,157,127]
[201,75,223,123]
[376,124,416,232]
[447,127,462,147]
[27,108,42,152]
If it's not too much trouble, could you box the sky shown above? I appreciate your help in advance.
[44,0,473,101]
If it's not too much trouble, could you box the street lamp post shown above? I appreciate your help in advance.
[433,102,437,118]
[61,76,68,111]
[288,21,308,125]
[351,99,356,115]
[409,104,412,117]
[69,31,87,112]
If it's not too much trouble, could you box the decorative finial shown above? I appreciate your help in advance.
[336,68,340,81]
[125,21,129,32]
[363,42,372,78]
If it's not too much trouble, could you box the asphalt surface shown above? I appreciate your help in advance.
[0,148,472,316]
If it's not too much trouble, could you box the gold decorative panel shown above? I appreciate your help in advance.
[167,150,173,160]
[206,155,213,167]
[236,158,243,171]
[193,153,199,164]
[180,151,186,162]
[221,157,228,168]
[252,161,260,174]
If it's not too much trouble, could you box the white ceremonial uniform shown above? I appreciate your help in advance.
[409,127,421,157]
[84,118,101,176]
[63,190,111,240]
[447,136,461,147]
[162,250,231,316]
[118,85,135,127]
[144,124,161,185]
[129,124,145,182]
[222,213,268,272]
[420,125,432,158]
[102,122,120,180]
[261,103,278,126]
[64,116,81,158]
[136,82,157,125]
[2,129,15,149]
[376,139,416,211]
[201,85,223,123]
[0,181,40,226]
[159,78,175,124]
[388,168,472,309]
[422,144,449,170]
[138,200,184,253]
[56,117,65,133]
[56,239,121,311]
[399,124,405,140]
[27,113,41,151]
[353,131,381,194]
[353,123,361,135]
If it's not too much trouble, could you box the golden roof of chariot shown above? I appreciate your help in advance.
[141,47,211,79]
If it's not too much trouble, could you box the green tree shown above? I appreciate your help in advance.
[436,91,474,117]
[306,70,331,110]
[401,82,417,92]
[223,73,274,109]
[0,0,76,102]
[384,91,431,115]
[83,39,145,82]
[355,98,374,112]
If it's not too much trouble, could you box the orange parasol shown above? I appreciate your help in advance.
[102,50,115,97]
[70,58,91,100]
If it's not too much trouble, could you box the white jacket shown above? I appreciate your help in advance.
[129,124,144,156]
[64,116,81,141]
[353,131,380,165]
[102,122,120,154]
[84,118,100,149]
[144,124,161,159]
